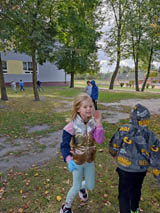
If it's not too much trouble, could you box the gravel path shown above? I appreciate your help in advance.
[100,98,160,123]
[101,98,160,114]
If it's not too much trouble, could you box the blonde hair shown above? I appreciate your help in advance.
[71,93,93,120]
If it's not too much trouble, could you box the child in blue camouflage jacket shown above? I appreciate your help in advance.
[109,104,160,213]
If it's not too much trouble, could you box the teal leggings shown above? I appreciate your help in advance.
[65,162,95,208]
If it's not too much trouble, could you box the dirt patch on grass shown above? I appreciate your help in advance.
[25,124,50,133]
[100,98,160,123]
[0,129,62,172]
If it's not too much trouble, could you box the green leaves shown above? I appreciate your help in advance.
[0,0,57,63]
[55,0,102,76]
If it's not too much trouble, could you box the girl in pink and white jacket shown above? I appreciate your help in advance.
[60,94,104,213]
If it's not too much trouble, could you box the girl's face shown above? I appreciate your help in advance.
[78,99,95,122]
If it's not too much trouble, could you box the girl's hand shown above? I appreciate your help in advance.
[94,110,102,125]
[68,159,78,172]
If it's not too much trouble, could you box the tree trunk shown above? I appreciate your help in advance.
[109,2,122,90]
[141,47,153,92]
[0,53,8,101]
[109,51,121,90]
[32,52,40,101]
[70,72,74,88]
[134,57,139,91]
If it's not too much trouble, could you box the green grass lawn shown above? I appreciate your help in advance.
[75,80,160,93]
[0,86,160,213]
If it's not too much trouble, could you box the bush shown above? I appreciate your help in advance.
[152,80,157,83]
[129,80,134,87]
[120,83,124,87]
[146,83,150,88]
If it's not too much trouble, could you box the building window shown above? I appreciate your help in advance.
[23,62,38,74]
[2,61,7,73]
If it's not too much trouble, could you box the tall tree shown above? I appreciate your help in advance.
[104,0,129,90]
[0,0,57,101]
[125,0,151,91]
[0,0,16,100]
[56,0,102,88]
[0,52,8,101]
[141,0,160,91]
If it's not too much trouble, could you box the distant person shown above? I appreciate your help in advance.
[60,94,104,213]
[37,80,43,91]
[85,80,92,97]
[11,81,17,93]
[109,104,160,213]
[19,80,24,91]
[90,80,99,110]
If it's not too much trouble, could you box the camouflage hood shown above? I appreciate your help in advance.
[130,104,150,127]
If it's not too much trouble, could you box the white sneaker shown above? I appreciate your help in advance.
[60,204,73,213]
[79,189,88,202]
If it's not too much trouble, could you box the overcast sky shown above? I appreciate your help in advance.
[98,47,160,73]
[97,22,135,73]
[97,14,160,73]
[98,48,135,73]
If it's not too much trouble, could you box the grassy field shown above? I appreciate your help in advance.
[0,86,160,213]
[75,80,160,93]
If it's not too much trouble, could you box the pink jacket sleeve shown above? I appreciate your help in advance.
[93,124,104,144]
[64,121,74,135]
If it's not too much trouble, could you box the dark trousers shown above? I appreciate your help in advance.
[116,168,146,213]
[92,99,97,110]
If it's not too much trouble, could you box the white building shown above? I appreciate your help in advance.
[1,51,70,86]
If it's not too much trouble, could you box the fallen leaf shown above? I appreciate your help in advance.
[23,204,28,209]
[34,173,39,177]
[79,202,87,206]
[25,179,30,186]
[66,179,70,184]
[44,190,49,195]
[18,208,23,213]
[56,195,62,201]
[104,194,108,198]
[45,184,50,188]
[104,201,111,206]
